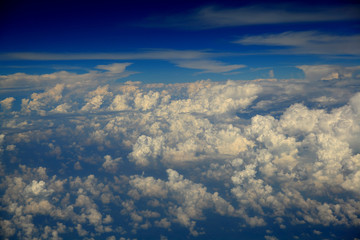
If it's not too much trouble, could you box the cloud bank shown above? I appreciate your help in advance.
[1,63,360,239]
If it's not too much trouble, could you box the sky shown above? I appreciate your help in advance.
[1,0,360,82]
[1,0,360,240]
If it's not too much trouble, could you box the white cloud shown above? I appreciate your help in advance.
[129,169,235,235]
[174,59,246,73]
[96,63,132,73]
[102,155,122,173]
[297,65,360,81]
[1,66,360,239]
[25,180,51,196]
[21,84,64,114]
[0,63,136,91]
[0,97,15,111]
[51,103,72,113]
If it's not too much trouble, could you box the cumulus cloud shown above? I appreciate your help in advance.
[129,169,235,235]
[0,97,15,111]
[1,65,360,239]
[102,155,122,173]
[21,84,64,114]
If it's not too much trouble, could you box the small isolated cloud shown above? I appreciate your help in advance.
[96,63,132,73]
[102,155,122,173]
[265,236,279,240]
[234,31,360,55]
[174,59,246,73]
[268,70,274,78]
[0,97,15,111]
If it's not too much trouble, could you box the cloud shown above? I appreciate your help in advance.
[174,59,246,73]
[81,85,113,112]
[0,49,214,61]
[0,97,15,111]
[297,65,360,81]
[21,84,65,114]
[96,63,132,73]
[102,155,122,173]
[0,63,136,92]
[1,65,360,239]
[234,31,360,55]
[0,49,248,74]
[144,4,360,29]
[129,169,235,235]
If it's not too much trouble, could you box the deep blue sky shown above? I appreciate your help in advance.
[1,0,360,82]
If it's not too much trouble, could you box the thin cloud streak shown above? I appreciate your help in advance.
[0,50,217,61]
[0,50,247,74]
[174,59,246,73]
[144,4,360,29]
[234,31,360,55]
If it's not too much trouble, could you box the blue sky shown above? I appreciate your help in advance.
[1,1,360,240]
[1,0,359,82]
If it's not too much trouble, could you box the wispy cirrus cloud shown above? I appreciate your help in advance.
[174,59,246,73]
[234,31,360,55]
[0,49,245,74]
[0,49,215,61]
[0,63,136,92]
[143,4,360,29]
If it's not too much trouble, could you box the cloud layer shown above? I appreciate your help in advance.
[1,63,360,239]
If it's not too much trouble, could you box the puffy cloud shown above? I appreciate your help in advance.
[1,67,360,239]
[102,155,122,173]
[0,219,16,238]
[51,103,72,113]
[129,169,235,235]
[0,97,15,111]
[21,84,64,114]
[25,180,51,196]
[165,81,261,115]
